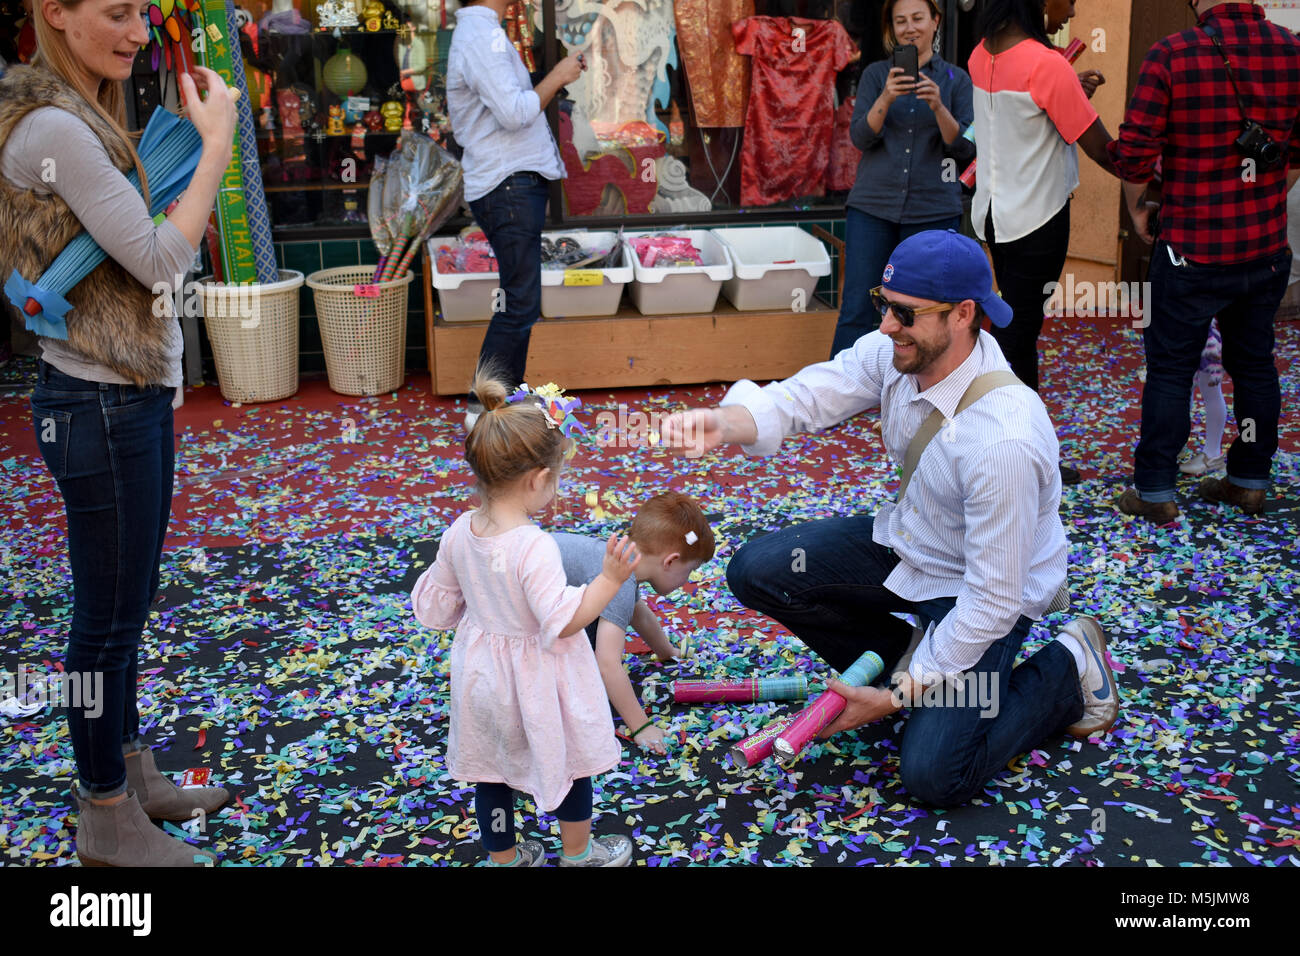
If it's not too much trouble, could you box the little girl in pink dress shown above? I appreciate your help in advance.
[411,371,640,866]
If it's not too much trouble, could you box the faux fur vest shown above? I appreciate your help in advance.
[0,65,174,386]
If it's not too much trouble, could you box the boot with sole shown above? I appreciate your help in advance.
[1197,476,1266,515]
[126,747,229,821]
[74,788,217,867]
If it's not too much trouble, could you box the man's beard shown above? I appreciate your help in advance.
[890,326,951,375]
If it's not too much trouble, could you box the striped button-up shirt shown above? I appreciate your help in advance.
[720,330,1068,681]
[446,6,565,202]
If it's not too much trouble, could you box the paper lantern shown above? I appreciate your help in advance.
[323,48,368,98]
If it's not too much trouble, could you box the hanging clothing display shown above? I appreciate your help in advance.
[825,94,859,192]
[732,16,856,207]
[674,0,753,128]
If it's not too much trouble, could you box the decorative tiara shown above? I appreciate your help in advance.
[506,382,588,439]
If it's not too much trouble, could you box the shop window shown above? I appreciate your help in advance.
[551,0,867,219]
[156,1,876,236]
[238,1,464,233]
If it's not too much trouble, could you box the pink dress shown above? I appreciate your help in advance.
[411,511,620,812]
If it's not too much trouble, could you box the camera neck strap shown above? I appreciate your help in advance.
[1200,21,1255,127]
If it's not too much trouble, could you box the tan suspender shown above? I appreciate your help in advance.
[896,369,1070,614]
[898,370,1021,501]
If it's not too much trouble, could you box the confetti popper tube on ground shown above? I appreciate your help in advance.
[959,38,1086,189]
[773,650,884,763]
[673,676,808,704]
[729,716,795,768]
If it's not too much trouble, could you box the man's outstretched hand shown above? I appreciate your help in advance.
[658,408,724,458]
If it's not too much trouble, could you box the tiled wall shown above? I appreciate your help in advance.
[257,224,847,375]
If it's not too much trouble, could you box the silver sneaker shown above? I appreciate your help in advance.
[487,839,546,867]
[559,834,633,867]
[1179,451,1225,475]
[1062,616,1119,739]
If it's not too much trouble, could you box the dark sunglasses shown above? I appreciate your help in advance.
[869,286,955,327]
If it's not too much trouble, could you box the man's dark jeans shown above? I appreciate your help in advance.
[468,170,550,389]
[1134,242,1291,501]
[726,516,1083,808]
[30,361,173,796]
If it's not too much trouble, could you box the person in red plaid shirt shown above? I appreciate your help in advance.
[1110,0,1300,523]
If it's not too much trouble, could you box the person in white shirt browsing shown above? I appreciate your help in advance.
[660,230,1119,807]
[446,0,582,427]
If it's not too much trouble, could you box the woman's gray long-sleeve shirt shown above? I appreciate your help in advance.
[2,106,196,387]
[846,54,975,224]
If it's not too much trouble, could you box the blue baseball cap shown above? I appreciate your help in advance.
[880,230,1013,328]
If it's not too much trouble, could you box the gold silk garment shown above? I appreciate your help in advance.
[674,0,753,128]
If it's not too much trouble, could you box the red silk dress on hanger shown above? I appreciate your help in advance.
[826,95,860,192]
[732,16,856,207]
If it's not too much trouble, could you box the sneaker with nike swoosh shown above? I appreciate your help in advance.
[1062,616,1119,739]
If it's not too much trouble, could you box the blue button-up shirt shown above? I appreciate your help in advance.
[446,6,566,202]
[846,54,975,223]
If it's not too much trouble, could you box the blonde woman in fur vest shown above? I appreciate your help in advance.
[0,1,236,866]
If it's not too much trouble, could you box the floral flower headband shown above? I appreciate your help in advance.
[506,382,588,439]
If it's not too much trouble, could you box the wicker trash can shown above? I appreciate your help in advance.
[306,267,414,396]
[201,270,304,403]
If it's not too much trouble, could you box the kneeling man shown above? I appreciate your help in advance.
[661,231,1119,808]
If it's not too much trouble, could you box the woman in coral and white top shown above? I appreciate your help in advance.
[410,370,640,867]
[967,0,1117,482]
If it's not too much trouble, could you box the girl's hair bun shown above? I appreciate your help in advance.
[470,365,510,413]
[464,362,572,493]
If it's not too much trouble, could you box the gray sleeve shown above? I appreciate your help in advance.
[553,533,637,632]
[5,108,197,290]
[604,576,637,633]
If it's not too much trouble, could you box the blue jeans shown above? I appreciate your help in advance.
[29,361,174,796]
[726,516,1084,808]
[1134,242,1291,501]
[475,777,592,853]
[831,208,963,357]
[468,170,551,390]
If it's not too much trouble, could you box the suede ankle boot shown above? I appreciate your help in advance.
[73,788,217,867]
[125,747,230,821]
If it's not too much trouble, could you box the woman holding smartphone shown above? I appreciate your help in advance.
[0,0,235,865]
[969,0,1117,483]
[830,0,975,357]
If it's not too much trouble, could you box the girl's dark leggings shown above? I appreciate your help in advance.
[474,777,592,853]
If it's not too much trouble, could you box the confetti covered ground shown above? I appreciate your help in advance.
[2,316,1298,867]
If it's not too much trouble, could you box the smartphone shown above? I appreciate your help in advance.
[892,43,919,84]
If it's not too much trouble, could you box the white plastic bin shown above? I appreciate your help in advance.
[622,230,733,315]
[428,235,499,323]
[711,227,832,311]
[540,231,632,318]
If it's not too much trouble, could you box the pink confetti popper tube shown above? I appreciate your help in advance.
[773,650,884,763]
[729,716,795,768]
[673,676,809,704]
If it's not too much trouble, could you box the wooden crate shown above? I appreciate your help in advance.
[421,246,839,395]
